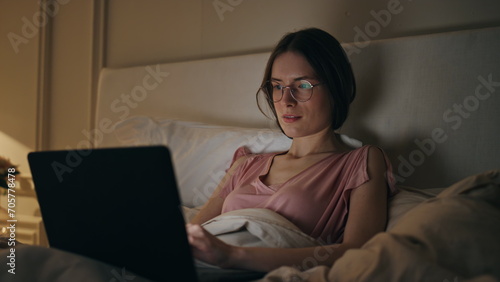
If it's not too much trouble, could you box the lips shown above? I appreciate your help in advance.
[282,115,302,123]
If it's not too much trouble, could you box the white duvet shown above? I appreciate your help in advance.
[202,208,319,249]
[195,208,320,269]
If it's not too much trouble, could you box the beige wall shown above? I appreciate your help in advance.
[1,0,500,165]
[0,0,40,173]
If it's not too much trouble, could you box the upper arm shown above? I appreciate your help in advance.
[189,155,250,224]
[342,147,389,248]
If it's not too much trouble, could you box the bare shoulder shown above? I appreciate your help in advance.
[366,146,387,171]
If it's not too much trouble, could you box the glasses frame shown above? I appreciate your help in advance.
[261,79,322,103]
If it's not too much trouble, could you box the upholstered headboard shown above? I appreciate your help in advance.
[96,26,500,189]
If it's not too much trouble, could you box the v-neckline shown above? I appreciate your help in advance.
[258,150,348,189]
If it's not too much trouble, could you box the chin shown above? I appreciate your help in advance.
[281,129,307,139]
[281,125,333,139]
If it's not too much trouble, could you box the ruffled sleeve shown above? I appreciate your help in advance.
[217,146,251,199]
[343,145,398,199]
[324,145,398,243]
[228,146,251,168]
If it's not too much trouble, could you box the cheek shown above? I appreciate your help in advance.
[314,107,333,127]
[273,102,287,116]
[314,92,334,115]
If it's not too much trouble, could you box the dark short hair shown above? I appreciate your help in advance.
[257,28,356,133]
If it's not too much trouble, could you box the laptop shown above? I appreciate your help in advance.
[29,146,199,281]
[28,146,265,282]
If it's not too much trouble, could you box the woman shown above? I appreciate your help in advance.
[187,28,397,272]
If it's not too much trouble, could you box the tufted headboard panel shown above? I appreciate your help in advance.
[96,27,500,188]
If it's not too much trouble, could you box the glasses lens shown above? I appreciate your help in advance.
[292,80,314,102]
[268,82,282,102]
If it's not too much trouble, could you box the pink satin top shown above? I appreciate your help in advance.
[218,145,397,243]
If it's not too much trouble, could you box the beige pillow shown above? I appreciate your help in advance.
[387,185,444,230]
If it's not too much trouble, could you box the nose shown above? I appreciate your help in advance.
[281,87,296,105]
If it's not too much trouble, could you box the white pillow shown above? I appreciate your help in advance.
[113,116,361,207]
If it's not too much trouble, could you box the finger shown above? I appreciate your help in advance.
[186,223,202,233]
[186,225,211,250]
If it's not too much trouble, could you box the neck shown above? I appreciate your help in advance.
[286,128,347,158]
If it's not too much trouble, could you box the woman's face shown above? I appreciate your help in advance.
[271,51,333,138]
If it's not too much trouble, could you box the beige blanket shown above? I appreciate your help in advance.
[259,170,500,282]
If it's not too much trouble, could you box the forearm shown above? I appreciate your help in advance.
[227,243,354,272]
[189,196,224,224]
[190,210,212,225]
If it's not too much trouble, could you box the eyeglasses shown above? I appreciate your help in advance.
[260,80,322,102]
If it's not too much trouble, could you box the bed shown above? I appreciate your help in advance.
[2,26,500,281]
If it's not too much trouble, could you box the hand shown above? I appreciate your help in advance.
[186,223,237,268]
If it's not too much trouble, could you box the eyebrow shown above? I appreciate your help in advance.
[270,76,316,82]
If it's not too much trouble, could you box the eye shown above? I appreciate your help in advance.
[297,81,313,89]
[272,84,284,90]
